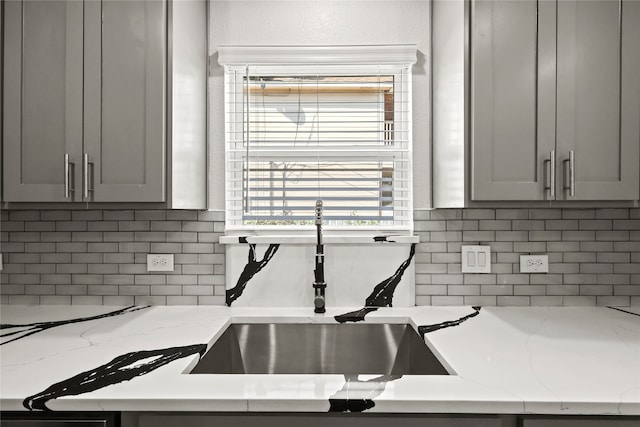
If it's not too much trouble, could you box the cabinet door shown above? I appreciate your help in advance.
[556,0,640,200]
[3,0,83,202]
[522,417,640,427]
[471,0,556,200]
[83,0,166,202]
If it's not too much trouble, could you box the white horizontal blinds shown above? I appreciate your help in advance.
[225,63,412,230]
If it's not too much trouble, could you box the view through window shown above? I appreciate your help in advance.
[224,64,412,231]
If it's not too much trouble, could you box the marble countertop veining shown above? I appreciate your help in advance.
[0,305,639,415]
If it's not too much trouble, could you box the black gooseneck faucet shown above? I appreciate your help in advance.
[313,200,326,313]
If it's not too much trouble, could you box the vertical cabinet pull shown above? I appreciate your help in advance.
[544,150,556,199]
[569,150,576,197]
[83,153,89,200]
[550,150,556,198]
[563,150,575,197]
[65,154,76,199]
[83,153,95,201]
[65,154,70,198]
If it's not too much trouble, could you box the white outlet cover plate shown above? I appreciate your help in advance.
[520,254,549,273]
[461,245,491,273]
[147,254,174,272]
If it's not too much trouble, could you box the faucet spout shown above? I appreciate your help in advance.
[313,200,326,313]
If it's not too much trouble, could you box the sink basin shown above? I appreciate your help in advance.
[189,323,449,375]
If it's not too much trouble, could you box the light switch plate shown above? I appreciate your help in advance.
[520,254,549,273]
[147,254,174,272]
[461,245,491,273]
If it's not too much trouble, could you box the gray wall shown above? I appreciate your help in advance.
[1,208,639,306]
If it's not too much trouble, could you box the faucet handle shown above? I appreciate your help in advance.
[314,295,326,313]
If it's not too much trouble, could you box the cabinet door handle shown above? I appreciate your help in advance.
[83,153,89,200]
[65,153,70,198]
[544,150,556,199]
[550,150,556,198]
[563,150,575,197]
[65,154,75,199]
[83,153,95,200]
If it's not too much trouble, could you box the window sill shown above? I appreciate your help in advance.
[219,234,419,245]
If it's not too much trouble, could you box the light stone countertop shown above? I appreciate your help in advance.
[0,305,638,415]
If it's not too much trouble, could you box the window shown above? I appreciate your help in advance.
[219,46,416,232]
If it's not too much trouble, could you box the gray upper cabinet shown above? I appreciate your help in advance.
[84,0,165,202]
[471,0,640,202]
[555,0,639,200]
[3,0,166,203]
[3,0,84,202]
[471,0,554,201]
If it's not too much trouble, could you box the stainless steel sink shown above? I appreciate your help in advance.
[189,323,449,375]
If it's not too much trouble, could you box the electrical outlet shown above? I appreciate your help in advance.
[147,254,174,272]
[520,254,549,273]
[461,245,491,273]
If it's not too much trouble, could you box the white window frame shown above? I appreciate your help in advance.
[218,45,417,234]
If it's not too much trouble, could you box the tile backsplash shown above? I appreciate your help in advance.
[1,208,639,307]
[414,208,640,307]
[0,210,226,306]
